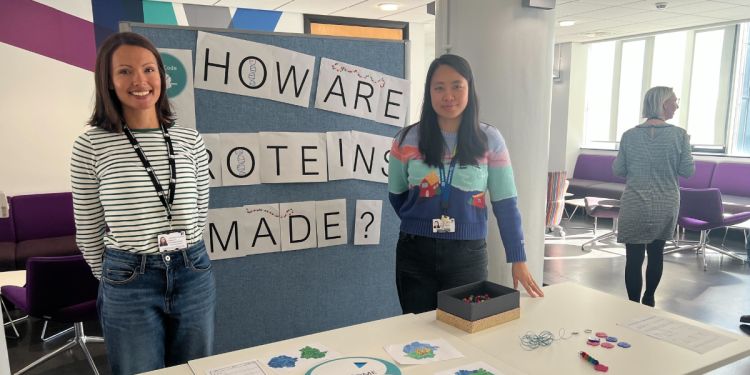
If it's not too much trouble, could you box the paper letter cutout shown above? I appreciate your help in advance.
[280,201,318,251]
[220,133,261,186]
[315,57,409,127]
[376,78,409,127]
[259,132,328,183]
[243,203,282,254]
[195,31,315,107]
[354,200,382,245]
[315,199,347,248]
[325,131,354,181]
[350,131,392,183]
[204,207,245,260]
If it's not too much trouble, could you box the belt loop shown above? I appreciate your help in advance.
[181,249,189,268]
[140,254,147,274]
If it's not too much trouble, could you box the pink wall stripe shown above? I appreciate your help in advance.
[0,0,96,71]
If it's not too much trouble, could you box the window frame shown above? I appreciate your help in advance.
[582,25,737,153]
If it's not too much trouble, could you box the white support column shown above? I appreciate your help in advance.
[435,0,555,287]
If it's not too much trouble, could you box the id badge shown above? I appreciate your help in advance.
[432,215,456,233]
[157,231,187,252]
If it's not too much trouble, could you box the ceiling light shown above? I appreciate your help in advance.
[378,3,399,11]
[559,20,576,27]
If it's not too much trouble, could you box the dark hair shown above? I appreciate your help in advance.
[88,32,174,132]
[399,54,486,167]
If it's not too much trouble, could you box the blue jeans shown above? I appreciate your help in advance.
[396,232,488,314]
[98,241,216,375]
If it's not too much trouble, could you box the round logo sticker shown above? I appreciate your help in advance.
[160,52,187,98]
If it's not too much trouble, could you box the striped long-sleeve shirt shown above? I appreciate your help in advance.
[388,123,526,263]
[70,125,210,278]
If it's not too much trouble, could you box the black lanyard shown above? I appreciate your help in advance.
[122,123,176,221]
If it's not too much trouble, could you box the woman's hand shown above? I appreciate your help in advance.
[512,262,544,297]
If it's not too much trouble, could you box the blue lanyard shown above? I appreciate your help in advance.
[438,157,458,211]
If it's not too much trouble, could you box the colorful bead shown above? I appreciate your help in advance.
[595,332,608,338]
[462,293,491,304]
[594,364,609,372]
[579,351,599,365]
[581,352,608,372]
[606,336,617,342]
[601,342,614,349]
[617,342,631,348]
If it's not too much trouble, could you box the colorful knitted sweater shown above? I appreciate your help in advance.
[388,123,526,263]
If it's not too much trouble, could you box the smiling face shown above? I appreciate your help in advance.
[110,45,162,119]
[429,64,469,127]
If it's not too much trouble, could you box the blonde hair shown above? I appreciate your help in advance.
[642,86,674,119]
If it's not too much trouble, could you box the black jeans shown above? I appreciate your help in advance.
[396,232,488,314]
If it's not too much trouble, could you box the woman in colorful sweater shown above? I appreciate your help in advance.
[388,54,543,314]
[71,32,214,375]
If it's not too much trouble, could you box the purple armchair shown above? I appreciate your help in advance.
[11,193,79,269]
[567,154,625,200]
[1,255,102,374]
[710,162,750,214]
[664,188,750,270]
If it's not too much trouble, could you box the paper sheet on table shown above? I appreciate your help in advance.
[434,361,505,375]
[619,315,736,354]
[384,338,464,365]
[263,342,341,374]
[206,359,267,375]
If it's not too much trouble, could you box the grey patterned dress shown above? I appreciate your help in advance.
[613,123,694,244]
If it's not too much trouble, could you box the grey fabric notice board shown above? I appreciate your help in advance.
[126,23,405,354]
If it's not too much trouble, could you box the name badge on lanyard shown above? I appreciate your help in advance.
[433,157,458,233]
[158,231,188,252]
[122,123,186,250]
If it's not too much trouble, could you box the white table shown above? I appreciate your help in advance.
[420,282,750,375]
[181,313,521,375]
[141,282,750,375]
[140,364,192,375]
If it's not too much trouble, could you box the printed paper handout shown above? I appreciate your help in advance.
[264,343,341,374]
[384,338,464,365]
[206,359,268,375]
[434,361,504,375]
[619,315,736,354]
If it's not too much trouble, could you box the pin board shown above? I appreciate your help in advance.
[125,22,406,353]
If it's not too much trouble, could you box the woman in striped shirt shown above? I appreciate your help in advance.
[71,32,214,375]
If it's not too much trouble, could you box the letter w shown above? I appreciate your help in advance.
[276,62,310,98]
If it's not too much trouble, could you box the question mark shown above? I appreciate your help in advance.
[360,212,374,238]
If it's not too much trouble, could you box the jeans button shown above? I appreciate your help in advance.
[165,255,171,262]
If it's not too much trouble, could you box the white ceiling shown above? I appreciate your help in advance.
[157,0,750,43]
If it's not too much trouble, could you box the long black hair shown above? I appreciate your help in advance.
[88,32,175,133]
[399,54,487,167]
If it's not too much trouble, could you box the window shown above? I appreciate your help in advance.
[651,31,687,126]
[728,23,750,156]
[582,41,615,142]
[687,29,726,146]
[582,26,736,152]
[616,39,646,140]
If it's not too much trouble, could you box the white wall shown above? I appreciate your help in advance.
[549,43,571,172]
[549,42,588,175]
[0,42,94,196]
